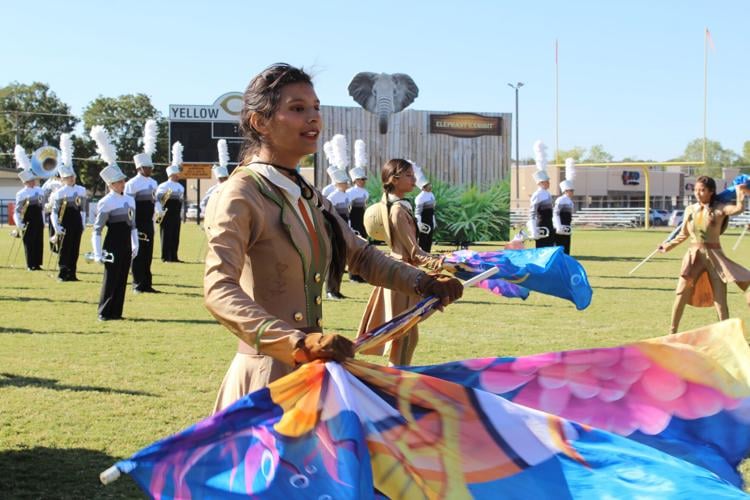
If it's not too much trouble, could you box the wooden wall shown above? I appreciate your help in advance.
[315,105,511,188]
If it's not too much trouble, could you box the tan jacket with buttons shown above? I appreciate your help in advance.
[204,167,424,367]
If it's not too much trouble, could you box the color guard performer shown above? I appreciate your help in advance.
[527,140,555,248]
[200,140,230,215]
[415,168,436,253]
[204,63,462,412]
[90,126,139,321]
[553,158,576,255]
[50,134,87,281]
[125,119,160,293]
[156,143,185,263]
[13,145,44,270]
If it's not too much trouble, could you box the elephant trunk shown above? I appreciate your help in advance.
[377,97,393,134]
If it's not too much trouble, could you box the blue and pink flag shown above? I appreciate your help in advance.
[108,319,750,498]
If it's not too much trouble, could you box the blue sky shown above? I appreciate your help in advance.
[5,0,748,161]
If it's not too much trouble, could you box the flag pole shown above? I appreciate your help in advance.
[703,28,708,165]
[555,39,560,166]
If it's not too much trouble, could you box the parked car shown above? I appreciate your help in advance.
[634,209,667,226]
[669,210,684,227]
[185,203,202,220]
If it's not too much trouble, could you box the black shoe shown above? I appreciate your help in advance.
[132,288,144,294]
[349,275,366,283]
[70,277,80,282]
[144,287,161,293]
[326,292,346,300]
[98,315,110,322]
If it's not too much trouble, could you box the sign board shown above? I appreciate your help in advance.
[180,163,213,179]
[169,92,244,165]
[429,113,502,138]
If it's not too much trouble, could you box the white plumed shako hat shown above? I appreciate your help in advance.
[57,133,76,178]
[532,140,550,183]
[91,126,126,184]
[15,144,36,182]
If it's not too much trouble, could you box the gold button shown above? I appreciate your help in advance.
[293,312,304,322]
[315,296,322,305]
[314,273,322,283]
[317,318,323,327]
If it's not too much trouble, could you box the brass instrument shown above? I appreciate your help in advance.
[84,251,114,264]
[154,188,172,224]
[30,146,61,180]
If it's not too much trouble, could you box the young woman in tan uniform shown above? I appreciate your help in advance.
[659,175,750,333]
[357,159,445,366]
[203,64,463,413]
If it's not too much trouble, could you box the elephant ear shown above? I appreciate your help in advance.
[348,72,378,113]
[392,73,419,112]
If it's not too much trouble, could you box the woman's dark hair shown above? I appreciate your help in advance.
[696,175,717,205]
[239,63,313,163]
[381,159,413,193]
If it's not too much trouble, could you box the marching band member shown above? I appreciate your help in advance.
[553,158,576,255]
[347,139,369,238]
[125,119,160,293]
[347,139,369,283]
[200,140,230,215]
[41,162,63,252]
[357,159,446,367]
[13,145,44,270]
[156,143,185,263]
[49,134,87,281]
[204,63,462,413]
[414,168,436,253]
[659,176,750,334]
[325,134,350,300]
[90,126,139,321]
[527,140,555,248]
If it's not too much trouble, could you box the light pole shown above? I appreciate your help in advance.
[508,82,524,208]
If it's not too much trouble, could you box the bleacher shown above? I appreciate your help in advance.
[729,211,750,227]
[511,207,646,228]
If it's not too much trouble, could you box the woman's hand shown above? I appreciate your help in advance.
[292,333,354,364]
[422,274,464,306]
[657,244,666,254]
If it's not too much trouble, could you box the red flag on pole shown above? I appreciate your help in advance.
[706,28,715,51]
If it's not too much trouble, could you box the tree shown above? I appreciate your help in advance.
[742,140,750,165]
[82,94,167,185]
[583,144,614,163]
[679,138,739,177]
[0,82,78,168]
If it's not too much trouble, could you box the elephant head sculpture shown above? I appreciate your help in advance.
[348,72,419,134]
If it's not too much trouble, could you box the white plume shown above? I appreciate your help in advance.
[60,133,74,167]
[331,134,349,170]
[565,157,576,181]
[171,141,184,166]
[217,139,229,168]
[143,119,158,156]
[90,126,118,165]
[14,144,31,171]
[354,139,367,168]
[322,141,335,165]
[533,140,548,172]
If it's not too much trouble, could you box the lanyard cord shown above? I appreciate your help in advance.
[248,161,314,200]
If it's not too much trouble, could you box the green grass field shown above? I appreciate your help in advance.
[2,224,750,498]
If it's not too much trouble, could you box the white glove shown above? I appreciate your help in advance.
[526,220,540,240]
[418,222,432,234]
[130,229,139,259]
[558,225,572,235]
[91,232,104,263]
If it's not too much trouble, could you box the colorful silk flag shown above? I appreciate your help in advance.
[444,247,592,310]
[107,321,750,498]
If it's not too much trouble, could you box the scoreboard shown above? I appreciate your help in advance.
[168,92,244,173]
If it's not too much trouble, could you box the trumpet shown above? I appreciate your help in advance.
[154,208,168,225]
[138,231,150,242]
[84,251,115,264]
